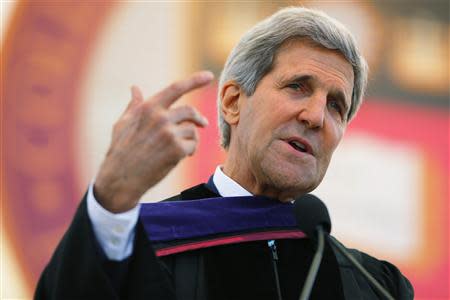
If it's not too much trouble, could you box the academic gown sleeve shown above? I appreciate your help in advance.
[34,193,176,300]
[331,235,414,300]
[360,252,414,299]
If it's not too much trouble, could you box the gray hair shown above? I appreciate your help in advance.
[218,7,368,148]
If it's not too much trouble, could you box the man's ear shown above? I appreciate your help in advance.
[220,81,243,126]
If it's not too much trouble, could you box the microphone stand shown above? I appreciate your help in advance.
[299,226,325,300]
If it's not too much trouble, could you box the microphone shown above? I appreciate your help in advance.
[293,194,330,300]
[293,194,395,300]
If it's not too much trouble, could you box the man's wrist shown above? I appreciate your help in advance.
[93,181,140,213]
[87,182,141,260]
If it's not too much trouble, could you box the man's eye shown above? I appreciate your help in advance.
[328,100,342,114]
[287,83,306,92]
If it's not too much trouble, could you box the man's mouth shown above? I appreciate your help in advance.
[289,140,307,152]
[285,138,313,155]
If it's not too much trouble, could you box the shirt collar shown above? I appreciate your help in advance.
[212,165,252,197]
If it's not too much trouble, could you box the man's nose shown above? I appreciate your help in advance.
[297,94,326,129]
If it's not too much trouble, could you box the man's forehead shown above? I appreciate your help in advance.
[274,38,354,78]
[271,39,354,101]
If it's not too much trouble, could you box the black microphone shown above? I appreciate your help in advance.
[293,194,332,237]
[293,194,330,300]
[293,194,395,300]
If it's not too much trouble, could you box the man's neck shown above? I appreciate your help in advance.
[212,166,252,197]
[221,156,296,202]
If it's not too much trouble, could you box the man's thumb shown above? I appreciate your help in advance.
[126,85,144,111]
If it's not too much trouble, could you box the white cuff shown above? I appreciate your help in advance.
[86,182,141,261]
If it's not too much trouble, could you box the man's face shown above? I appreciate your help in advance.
[223,39,354,201]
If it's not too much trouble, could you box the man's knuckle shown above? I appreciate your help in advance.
[151,110,168,126]
[157,115,170,127]
[142,101,158,115]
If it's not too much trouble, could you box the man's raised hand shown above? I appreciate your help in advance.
[94,71,214,213]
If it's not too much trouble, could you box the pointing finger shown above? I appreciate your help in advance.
[153,71,214,108]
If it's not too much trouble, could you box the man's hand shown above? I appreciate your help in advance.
[94,71,214,213]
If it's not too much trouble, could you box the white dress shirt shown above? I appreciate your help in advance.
[87,166,252,260]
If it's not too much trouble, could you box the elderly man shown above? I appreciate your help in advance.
[36,7,413,300]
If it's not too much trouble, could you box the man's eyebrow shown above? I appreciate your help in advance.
[280,74,313,83]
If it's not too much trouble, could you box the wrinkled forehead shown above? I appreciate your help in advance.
[272,37,355,100]
[273,37,353,73]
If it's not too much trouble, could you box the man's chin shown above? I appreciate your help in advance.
[276,171,319,190]
[258,160,321,199]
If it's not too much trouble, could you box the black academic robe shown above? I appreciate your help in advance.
[35,183,413,300]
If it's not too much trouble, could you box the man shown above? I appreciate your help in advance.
[36,7,413,300]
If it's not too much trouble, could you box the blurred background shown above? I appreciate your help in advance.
[1,0,448,299]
